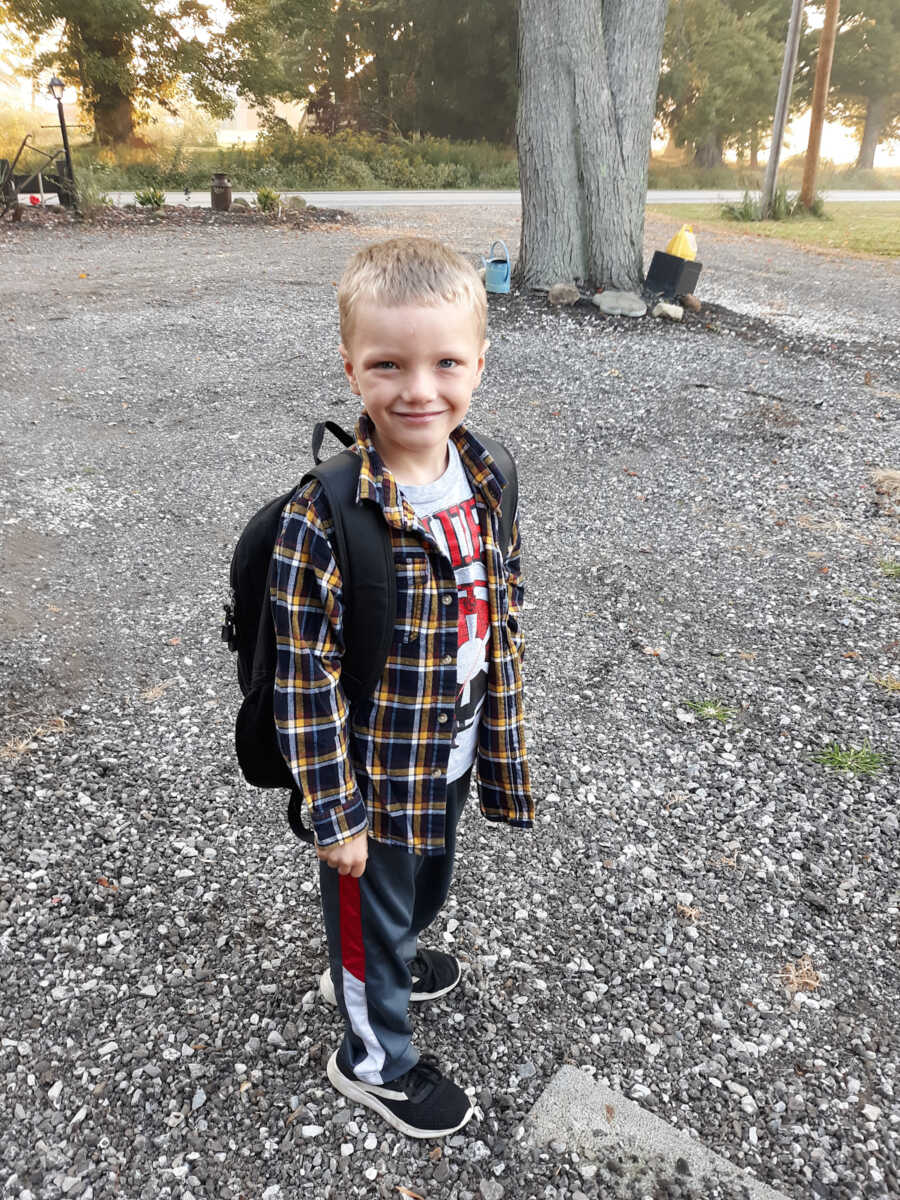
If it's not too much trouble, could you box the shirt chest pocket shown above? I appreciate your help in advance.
[393,554,431,642]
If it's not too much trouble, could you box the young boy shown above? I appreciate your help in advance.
[270,237,532,1138]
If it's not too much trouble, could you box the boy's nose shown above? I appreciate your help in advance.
[401,370,437,403]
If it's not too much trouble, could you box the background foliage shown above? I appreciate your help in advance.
[0,0,896,182]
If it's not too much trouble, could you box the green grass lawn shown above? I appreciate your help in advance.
[647,202,900,258]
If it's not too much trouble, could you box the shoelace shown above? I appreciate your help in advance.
[400,1056,443,1104]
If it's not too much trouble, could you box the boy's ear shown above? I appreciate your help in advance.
[339,343,361,396]
[473,338,490,390]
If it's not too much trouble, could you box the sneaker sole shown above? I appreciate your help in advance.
[326,1051,473,1139]
[319,960,462,1007]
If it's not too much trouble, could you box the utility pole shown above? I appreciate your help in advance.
[761,0,805,219]
[800,0,840,209]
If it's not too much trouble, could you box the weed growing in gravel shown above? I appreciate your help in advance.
[878,559,900,579]
[0,716,68,761]
[685,699,736,722]
[871,674,900,692]
[814,740,886,775]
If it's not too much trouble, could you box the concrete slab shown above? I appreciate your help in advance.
[526,1067,790,1200]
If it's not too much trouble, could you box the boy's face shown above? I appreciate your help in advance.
[340,300,487,470]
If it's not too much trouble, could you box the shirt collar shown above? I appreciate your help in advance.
[353,413,506,529]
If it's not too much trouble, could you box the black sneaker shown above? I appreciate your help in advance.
[319,949,462,1006]
[327,1049,474,1138]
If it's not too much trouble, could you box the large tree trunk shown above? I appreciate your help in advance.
[516,0,668,291]
[92,89,136,145]
[692,132,724,168]
[855,94,887,170]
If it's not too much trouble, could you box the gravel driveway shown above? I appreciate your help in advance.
[1,205,898,1200]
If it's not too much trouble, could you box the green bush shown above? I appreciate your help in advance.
[75,163,114,212]
[256,186,280,213]
[135,185,165,209]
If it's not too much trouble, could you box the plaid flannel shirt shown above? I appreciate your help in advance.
[270,415,532,855]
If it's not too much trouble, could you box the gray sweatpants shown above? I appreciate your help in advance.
[318,770,471,1084]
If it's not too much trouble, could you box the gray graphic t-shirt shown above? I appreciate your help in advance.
[400,443,490,783]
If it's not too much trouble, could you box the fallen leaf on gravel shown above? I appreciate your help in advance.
[168,637,181,645]
[396,1189,425,1200]
[141,679,176,701]
[96,877,117,890]
[779,955,821,994]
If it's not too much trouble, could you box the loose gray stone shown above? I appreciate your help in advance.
[548,282,581,306]
[652,300,684,321]
[592,289,647,317]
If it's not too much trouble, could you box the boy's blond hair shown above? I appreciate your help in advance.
[338,236,487,344]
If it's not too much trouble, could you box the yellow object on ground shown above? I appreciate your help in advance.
[665,224,698,260]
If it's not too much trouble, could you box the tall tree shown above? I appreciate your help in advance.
[0,0,233,144]
[516,0,668,291]
[824,1,900,169]
[657,0,785,168]
[226,0,335,114]
[378,0,518,142]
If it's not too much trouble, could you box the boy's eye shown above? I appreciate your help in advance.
[373,360,397,370]
[438,358,458,369]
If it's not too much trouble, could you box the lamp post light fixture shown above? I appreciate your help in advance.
[48,75,77,209]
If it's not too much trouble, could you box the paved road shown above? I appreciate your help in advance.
[107,187,900,208]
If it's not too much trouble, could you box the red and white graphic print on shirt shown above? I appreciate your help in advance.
[420,496,490,739]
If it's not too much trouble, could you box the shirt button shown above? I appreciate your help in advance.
[432,768,442,779]
[442,654,453,666]
[441,594,453,606]
[438,713,448,724]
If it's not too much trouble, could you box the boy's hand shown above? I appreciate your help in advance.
[316,829,368,877]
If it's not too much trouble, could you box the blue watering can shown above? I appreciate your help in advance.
[482,240,511,293]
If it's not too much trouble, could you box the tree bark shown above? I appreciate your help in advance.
[692,132,724,169]
[855,94,887,170]
[92,90,136,145]
[516,0,668,291]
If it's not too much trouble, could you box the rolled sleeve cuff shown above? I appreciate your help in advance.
[312,790,369,848]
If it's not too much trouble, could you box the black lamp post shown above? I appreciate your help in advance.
[48,75,77,208]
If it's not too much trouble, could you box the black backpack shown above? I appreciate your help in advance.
[222,420,518,840]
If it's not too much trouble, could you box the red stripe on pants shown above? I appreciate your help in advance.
[339,873,366,982]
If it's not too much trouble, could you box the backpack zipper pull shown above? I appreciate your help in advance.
[221,601,237,651]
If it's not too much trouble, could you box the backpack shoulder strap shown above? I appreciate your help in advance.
[301,449,395,704]
[475,433,518,560]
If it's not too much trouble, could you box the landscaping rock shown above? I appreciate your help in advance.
[284,195,307,211]
[548,282,581,306]
[652,300,684,321]
[592,288,646,317]
[681,292,702,312]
